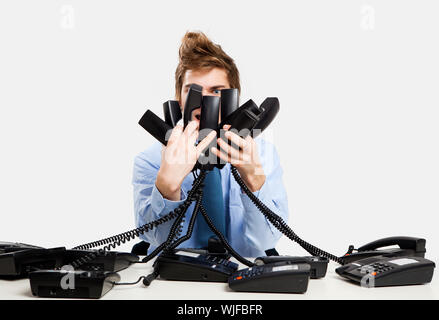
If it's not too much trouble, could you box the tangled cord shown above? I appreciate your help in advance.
[161,188,254,268]
[141,180,205,264]
[68,170,208,269]
[198,204,254,267]
[163,188,204,253]
[230,166,345,265]
[159,168,254,267]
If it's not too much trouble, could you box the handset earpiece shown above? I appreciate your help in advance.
[197,95,220,170]
[218,99,261,136]
[220,88,239,121]
[251,97,280,138]
[138,110,173,146]
[163,100,182,128]
[199,96,220,139]
[215,99,261,169]
[183,84,203,128]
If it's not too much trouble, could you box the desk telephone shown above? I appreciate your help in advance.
[154,250,239,282]
[0,246,138,278]
[254,255,329,279]
[335,236,434,287]
[229,261,311,294]
[0,86,435,298]
[336,256,435,287]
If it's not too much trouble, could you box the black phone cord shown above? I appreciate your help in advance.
[198,204,254,267]
[69,169,208,269]
[230,166,344,265]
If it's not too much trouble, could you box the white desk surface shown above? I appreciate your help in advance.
[1,257,438,300]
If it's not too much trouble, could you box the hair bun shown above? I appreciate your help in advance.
[179,31,222,62]
[174,31,240,101]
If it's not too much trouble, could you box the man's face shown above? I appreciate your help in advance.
[179,67,230,124]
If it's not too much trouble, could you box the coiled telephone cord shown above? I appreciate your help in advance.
[230,165,345,265]
[69,170,208,269]
[161,185,254,267]
[198,204,255,267]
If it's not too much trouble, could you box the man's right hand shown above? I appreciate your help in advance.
[155,121,217,201]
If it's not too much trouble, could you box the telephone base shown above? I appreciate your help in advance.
[0,246,139,277]
[336,255,435,287]
[154,251,239,283]
[29,270,120,299]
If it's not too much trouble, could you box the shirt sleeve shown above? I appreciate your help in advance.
[132,143,188,249]
[238,139,289,254]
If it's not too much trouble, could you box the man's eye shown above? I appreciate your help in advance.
[213,89,220,94]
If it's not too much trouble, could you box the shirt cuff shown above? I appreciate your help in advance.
[240,177,267,204]
[151,184,188,214]
[239,178,278,235]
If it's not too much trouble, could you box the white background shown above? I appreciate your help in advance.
[0,0,438,265]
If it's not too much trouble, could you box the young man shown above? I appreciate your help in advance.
[133,31,289,257]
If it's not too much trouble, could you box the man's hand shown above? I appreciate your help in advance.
[211,125,266,192]
[156,121,217,201]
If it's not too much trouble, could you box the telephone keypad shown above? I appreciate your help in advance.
[233,266,264,280]
[205,255,237,269]
[357,262,395,275]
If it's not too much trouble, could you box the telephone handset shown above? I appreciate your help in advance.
[162,83,204,129]
[0,241,44,254]
[163,100,181,128]
[341,236,426,264]
[183,84,203,128]
[138,86,279,170]
[162,85,239,130]
[358,236,426,252]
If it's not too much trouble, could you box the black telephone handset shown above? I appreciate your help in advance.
[0,242,44,254]
[183,84,203,128]
[138,86,279,170]
[139,84,202,146]
[341,236,426,264]
[163,100,182,128]
[161,86,239,131]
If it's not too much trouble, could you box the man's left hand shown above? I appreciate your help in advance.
[210,125,266,192]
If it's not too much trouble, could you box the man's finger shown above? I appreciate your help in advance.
[167,125,183,145]
[188,124,200,147]
[184,120,199,137]
[224,130,247,149]
[210,147,243,166]
[196,131,217,155]
[217,137,242,160]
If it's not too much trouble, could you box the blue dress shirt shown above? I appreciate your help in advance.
[132,138,289,257]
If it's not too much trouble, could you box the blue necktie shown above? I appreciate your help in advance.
[195,167,226,248]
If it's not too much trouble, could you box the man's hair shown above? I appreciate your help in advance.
[175,31,240,101]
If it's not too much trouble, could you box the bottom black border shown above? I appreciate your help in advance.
[0,300,438,317]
